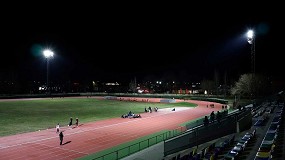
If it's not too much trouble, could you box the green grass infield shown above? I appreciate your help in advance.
[0,97,197,136]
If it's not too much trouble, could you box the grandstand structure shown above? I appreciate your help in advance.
[122,100,285,160]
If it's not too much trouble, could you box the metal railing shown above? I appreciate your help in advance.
[91,126,186,160]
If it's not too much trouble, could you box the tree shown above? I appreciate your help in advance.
[231,73,269,98]
[129,77,137,93]
[231,74,253,98]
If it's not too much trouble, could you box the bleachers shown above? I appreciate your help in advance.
[122,101,285,160]
[271,104,285,159]
[223,129,256,160]
[162,133,236,160]
[253,104,270,126]
[255,103,284,160]
[178,101,284,160]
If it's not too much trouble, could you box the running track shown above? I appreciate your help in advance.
[0,97,223,160]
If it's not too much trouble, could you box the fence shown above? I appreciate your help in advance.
[164,108,252,156]
[91,126,186,160]
[91,107,241,159]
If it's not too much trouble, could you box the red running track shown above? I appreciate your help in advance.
[0,97,223,160]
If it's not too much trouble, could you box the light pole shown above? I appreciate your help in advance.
[43,49,54,94]
[247,29,255,74]
[247,29,255,99]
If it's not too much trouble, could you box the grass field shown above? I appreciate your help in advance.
[0,97,197,137]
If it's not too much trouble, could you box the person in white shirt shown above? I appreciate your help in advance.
[56,123,60,133]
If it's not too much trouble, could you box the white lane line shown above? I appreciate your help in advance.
[0,107,193,149]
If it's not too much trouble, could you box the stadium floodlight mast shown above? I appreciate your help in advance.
[43,49,54,94]
[247,29,255,74]
[247,29,256,99]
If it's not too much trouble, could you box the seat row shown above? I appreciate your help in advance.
[254,103,284,160]
[223,128,256,160]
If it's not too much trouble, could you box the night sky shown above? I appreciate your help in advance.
[1,4,283,84]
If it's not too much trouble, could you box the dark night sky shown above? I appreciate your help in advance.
[1,4,284,84]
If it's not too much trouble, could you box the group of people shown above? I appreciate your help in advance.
[55,117,80,145]
[145,106,158,113]
[68,117,79,127]
[203,110,222,126]
[121,111,141,118]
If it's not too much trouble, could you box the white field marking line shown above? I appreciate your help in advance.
[37,142,89,156]
[0,107,194,149]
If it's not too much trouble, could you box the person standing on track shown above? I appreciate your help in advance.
[59,131,64,145]
[75,118,79,127]
[148,106,152,113]
[56,123,60,133]
[145,107,148,112]
[68,117,73,127]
